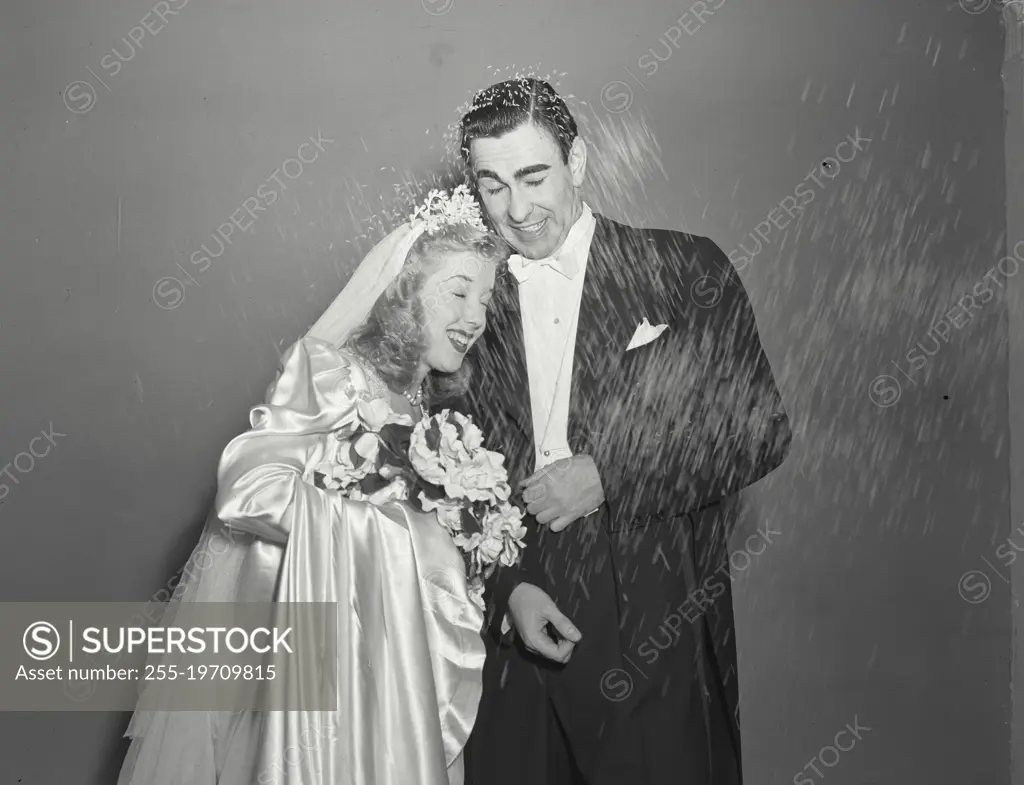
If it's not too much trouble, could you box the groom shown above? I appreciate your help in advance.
[453,78,792,785]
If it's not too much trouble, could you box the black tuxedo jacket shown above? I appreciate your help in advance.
[465,213,790,605]
[449,213,791,777]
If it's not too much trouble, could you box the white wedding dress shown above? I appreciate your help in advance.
[117,338,485,785]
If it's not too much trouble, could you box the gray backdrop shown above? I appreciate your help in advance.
[0,0,1011,783]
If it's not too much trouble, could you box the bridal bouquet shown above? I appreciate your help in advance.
[305,404,527,609]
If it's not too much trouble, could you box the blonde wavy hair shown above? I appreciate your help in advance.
[344,221,510,403]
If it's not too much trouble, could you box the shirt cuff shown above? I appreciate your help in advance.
[501,613,512,636]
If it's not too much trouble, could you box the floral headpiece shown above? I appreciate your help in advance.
[408,184,486,235]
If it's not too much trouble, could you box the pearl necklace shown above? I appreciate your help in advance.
[404,387,426,420]
[403,385,424,408]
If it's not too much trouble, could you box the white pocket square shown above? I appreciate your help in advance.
[626,318,668,351]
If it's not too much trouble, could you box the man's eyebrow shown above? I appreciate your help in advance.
[474,164,551,183]
[513,164,551,179]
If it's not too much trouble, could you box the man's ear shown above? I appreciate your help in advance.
[569,136,587,188]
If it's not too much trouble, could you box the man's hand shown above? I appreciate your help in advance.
[520,454,605,532]
[508,583,582,663]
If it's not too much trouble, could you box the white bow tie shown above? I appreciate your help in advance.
[507,251,578,283]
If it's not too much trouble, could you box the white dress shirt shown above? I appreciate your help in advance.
[507,203,597,472]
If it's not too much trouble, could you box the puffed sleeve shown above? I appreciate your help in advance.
[214,338,369,543]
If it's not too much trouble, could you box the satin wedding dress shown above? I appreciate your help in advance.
[117,337,485,785]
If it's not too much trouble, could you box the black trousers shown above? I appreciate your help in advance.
[467,529,741,783]
[466,632,715,785]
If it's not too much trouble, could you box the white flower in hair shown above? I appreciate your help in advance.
[408,184,486,235]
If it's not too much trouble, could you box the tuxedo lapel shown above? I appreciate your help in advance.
[567,215,662,453]
[490,215,664,457]
[485,266,534,446]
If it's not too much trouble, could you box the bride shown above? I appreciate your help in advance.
[117,186,521,785]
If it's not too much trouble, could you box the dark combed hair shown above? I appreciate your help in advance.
[344,221,510,404]
[458,77,579,165]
